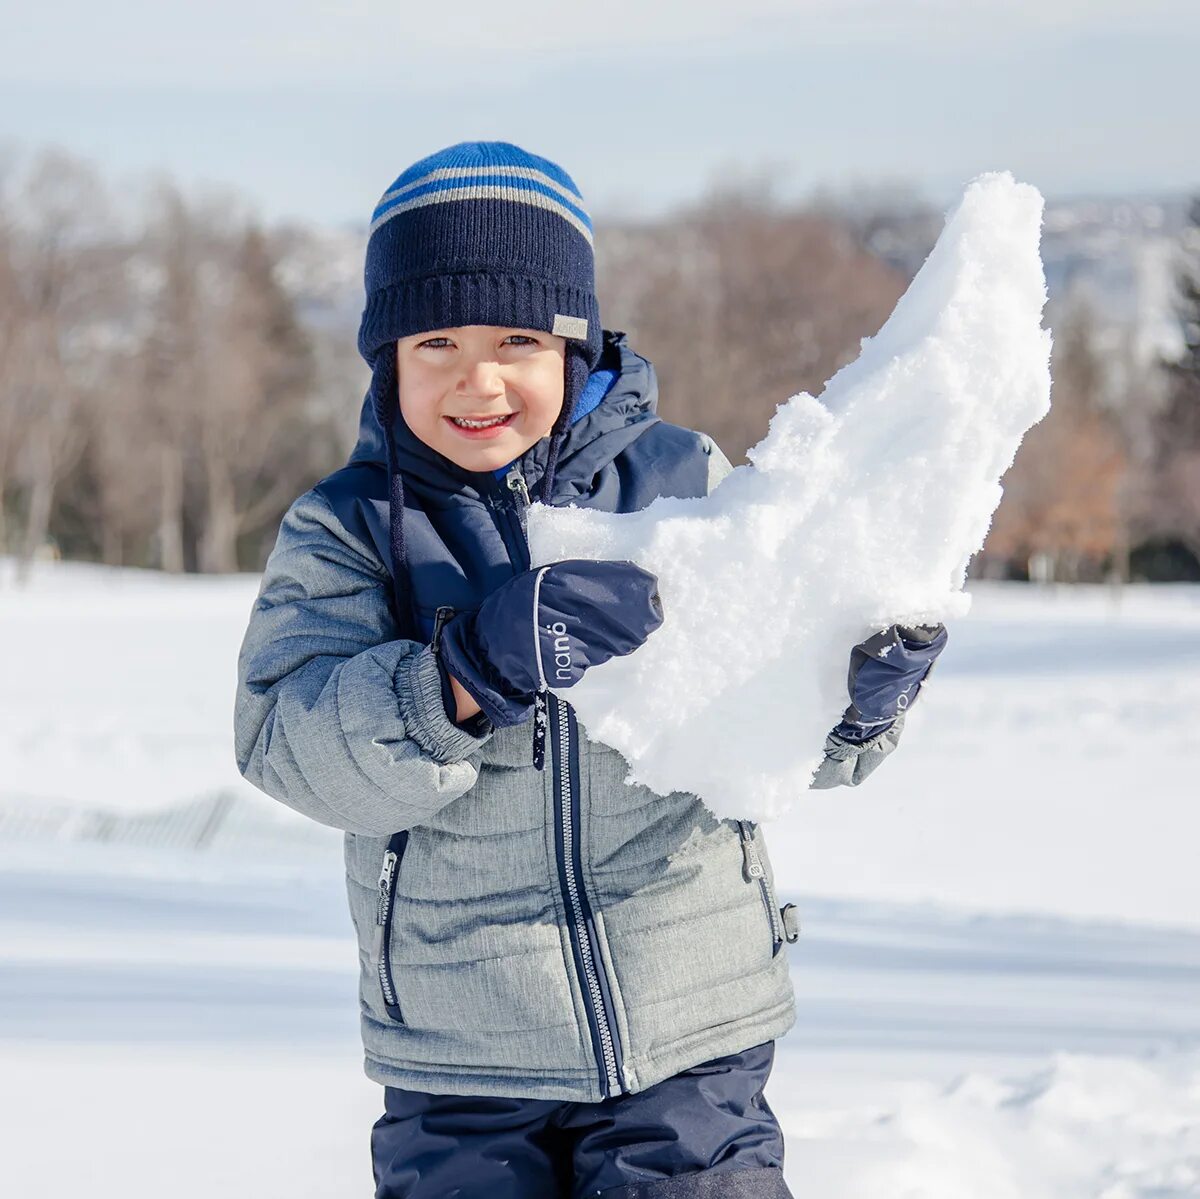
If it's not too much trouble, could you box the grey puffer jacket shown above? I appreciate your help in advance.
[234,331,900,1101]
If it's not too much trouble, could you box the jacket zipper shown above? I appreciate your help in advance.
[737,819,783,953]
[552,691,623,1096]
[504,463,624,1097]
[505,469,550,771]
[373,830,408,1022]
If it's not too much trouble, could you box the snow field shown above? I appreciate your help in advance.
[1,842,1197,1198]
[776,1050,1200,1199]
[0,558,269,818]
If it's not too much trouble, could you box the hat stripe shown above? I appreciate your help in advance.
[372,170,591,233]
[377,164,586,214]
[370,182,594,245]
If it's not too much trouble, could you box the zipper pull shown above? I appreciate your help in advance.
[376,850,398,925]
[780,902,801,943]
[506,465,531,509]
[737,820,765,881]
[431,605,455,655]
[532,687,548,770]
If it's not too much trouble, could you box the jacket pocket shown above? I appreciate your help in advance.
[372,830,409,1022]
[737,820,785,957]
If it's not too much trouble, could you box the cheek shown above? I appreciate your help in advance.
[398,381,441,434]
[522,364,565,430]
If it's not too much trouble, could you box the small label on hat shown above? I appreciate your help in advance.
[552,314,589,340]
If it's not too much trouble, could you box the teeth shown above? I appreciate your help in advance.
[451,414,511,429]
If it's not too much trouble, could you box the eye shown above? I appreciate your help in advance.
[417,336,453,350]
[503,334,539,346]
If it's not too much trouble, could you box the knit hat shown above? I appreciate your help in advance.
[356,140,602,601]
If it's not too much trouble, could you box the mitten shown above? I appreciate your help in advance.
[831,622,948,743]
[438,559,664,730]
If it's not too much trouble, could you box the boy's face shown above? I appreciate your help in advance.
[395,325,567,473]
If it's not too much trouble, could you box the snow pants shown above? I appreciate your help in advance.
[370,1041,792,1199]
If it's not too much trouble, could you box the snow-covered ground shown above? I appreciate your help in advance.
[2,558,1199,1196]
[2,842,1196,1198]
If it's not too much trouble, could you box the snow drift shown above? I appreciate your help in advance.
[528,172,1053,820]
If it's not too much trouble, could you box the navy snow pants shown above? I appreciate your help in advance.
[370,1041,792,1199]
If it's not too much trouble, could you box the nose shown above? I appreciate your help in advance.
[457,357,505,398]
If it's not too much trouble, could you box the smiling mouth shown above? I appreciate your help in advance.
[447,413,516,429]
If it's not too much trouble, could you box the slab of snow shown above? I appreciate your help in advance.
[529,172,1052,820]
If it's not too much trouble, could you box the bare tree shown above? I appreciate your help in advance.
[82,353,160,566]
[124,181,214,572]
[1,150,118,582]
[1144,196,1200,568]
[0,197,25,555]
[194,222,319,572]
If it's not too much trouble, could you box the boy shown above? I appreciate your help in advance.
[234,141,945,1198]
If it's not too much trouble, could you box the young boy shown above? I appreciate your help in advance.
[234,141,945,1198]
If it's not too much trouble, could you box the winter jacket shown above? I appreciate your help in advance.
[234,329,900,1102]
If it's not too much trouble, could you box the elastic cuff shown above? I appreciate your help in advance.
[831,717,895,745]
[826,710,906,759]
[435,653,494,738]
[393,644,492,763]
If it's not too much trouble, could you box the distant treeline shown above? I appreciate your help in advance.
[1,147,1197,583]
[977,201,1200,584]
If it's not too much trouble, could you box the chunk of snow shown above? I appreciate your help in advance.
[529,172,1052,820]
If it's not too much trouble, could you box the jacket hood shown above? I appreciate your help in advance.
[346,329,662,503]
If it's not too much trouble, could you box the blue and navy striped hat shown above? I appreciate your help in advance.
[357,141,603,611]
[357,140,602,370]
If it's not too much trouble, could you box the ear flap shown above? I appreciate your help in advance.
[370,346,419,639]
[541,344,590,503]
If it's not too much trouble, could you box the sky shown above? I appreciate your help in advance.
[1,0,1196,228]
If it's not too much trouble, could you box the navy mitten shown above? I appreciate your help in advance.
[438,559,664,730]
[832,622,948,743]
